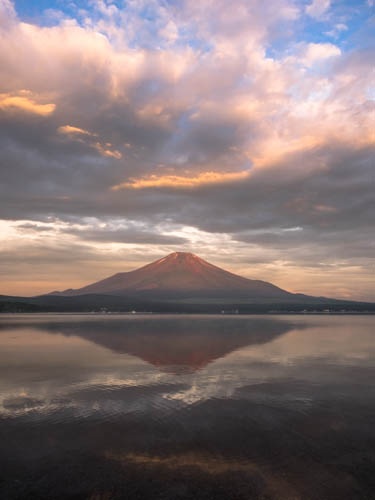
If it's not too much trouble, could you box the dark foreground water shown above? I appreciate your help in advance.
[0,314,374,500]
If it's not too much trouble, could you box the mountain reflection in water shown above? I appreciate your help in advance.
[0,314,374,500]
[22,315,295,372]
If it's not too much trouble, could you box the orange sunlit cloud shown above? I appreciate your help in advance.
[57,125,96,137]
[0,91,55,116]
[94,142,123,159]
[58,124,122,159]
[111,170,250,190]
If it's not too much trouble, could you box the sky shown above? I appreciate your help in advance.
[0,0,374,300]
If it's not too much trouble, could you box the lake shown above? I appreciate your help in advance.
[0,314,374,499]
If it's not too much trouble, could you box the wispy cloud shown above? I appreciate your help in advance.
[112,170,250,190]
[58,124,122,159]
[58,125,95,137]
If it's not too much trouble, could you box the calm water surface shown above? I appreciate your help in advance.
[0,314,374,500]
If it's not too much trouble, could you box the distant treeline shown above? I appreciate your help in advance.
[0,294,374,314]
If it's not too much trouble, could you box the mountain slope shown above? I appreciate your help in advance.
[53,252,294,300]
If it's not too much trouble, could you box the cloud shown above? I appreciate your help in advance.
[325,23,348,39]
[0,91,56,116]
[159,20,179,43]
[93,142,122,159]
[112,170,250,190]
[64,221,189,245]
[306,0,331,19]
[0,0,16,26]
[57,125,95,136]
[302,42,341,66]
[58,124,122,159]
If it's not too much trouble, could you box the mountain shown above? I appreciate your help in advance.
[1,252,373,312]
[52,251,299,302]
